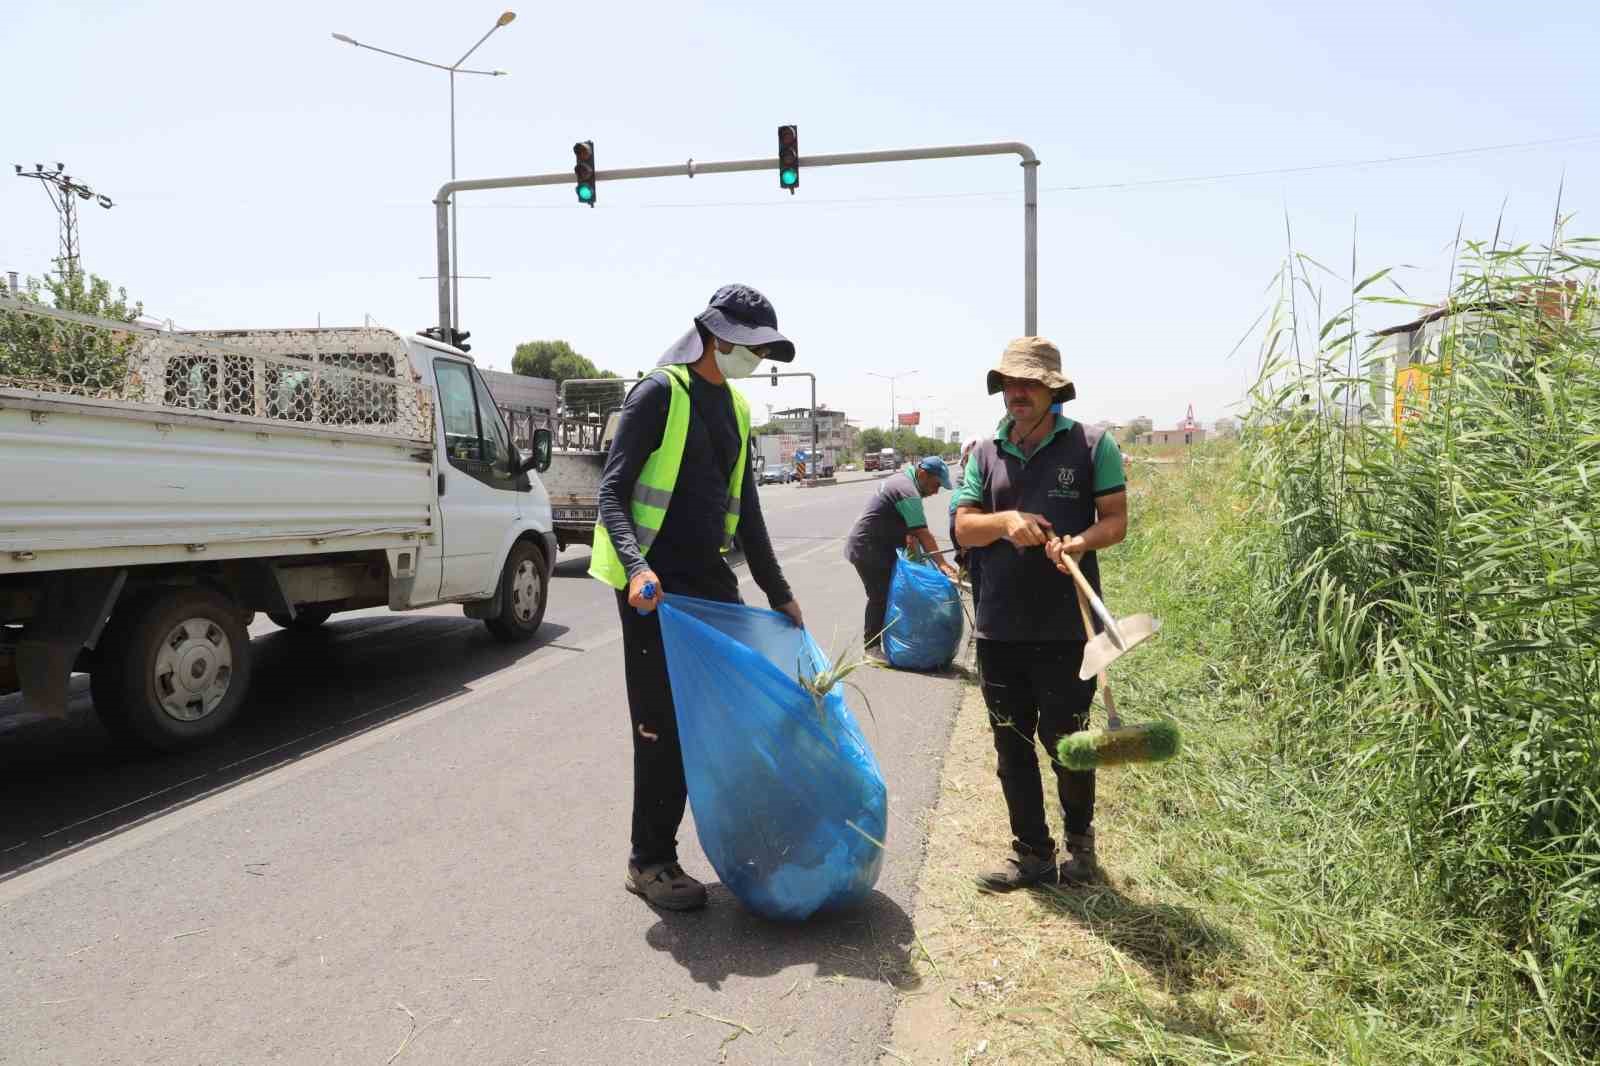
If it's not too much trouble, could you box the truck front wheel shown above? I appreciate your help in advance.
[484,541,547,642]
[91,586,254,751]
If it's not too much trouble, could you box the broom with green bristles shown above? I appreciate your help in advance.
[1054,554,1181,771]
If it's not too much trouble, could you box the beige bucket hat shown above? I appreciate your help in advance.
[985,336,1076,403]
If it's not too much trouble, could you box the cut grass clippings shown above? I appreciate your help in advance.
[889,438,1590,1064]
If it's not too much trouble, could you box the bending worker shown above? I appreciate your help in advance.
[954,337,1127,890]
[590,284,805,912]
[845,455,959,661]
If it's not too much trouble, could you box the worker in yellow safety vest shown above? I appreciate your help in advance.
[590,284,805,912]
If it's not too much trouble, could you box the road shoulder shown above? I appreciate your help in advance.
[882,681,1114,1064]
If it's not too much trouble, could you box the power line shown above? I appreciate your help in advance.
[1048,133,1600,193]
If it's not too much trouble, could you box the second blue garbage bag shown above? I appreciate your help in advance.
[656,595,888,921]
[885,550,964,671]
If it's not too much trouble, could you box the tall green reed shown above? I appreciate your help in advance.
[1244,226,1600,1047]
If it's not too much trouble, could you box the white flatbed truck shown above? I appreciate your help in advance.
[0,296,556,750]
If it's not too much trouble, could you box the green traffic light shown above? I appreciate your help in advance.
[577,184,594,202]
[780,168,798,187]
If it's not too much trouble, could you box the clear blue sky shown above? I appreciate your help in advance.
[5,1,1597,438]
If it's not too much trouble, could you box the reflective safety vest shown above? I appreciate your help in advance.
[589,364,752,590]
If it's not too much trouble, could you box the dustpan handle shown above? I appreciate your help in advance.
[1074,584,1123,730]
[1060,553,1127,650]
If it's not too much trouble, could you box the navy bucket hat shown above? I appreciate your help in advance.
[658,284,797,367]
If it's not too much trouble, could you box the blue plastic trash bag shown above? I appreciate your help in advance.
[656,595,888,921]
[884,550,964,671]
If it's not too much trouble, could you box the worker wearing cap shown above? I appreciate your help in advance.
[845,455,960,663]
[953,337,1127,889]
[591,284,805,911]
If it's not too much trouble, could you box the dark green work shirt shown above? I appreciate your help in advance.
[955,416,1125,642]
[845,465,929,567]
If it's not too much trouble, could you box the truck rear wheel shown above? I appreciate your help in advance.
[485,541,547,642]
[266,605,334,631]
[91,586,254,752]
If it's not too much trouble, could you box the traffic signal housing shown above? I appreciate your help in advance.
[420,326,471,353]
[573,140,596,206]
[777,125,798,193]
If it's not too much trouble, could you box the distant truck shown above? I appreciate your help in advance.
[0,297,555,750]
[755,434,789,480]
[864,447,898,472]
[754,433,834,481]
[531,377,638,551]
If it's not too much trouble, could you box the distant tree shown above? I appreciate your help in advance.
[511,339,619,385]
[0,272,143,391]
[511,339,576,378]
[1213,416,1241,439]
[859,427,887,452]
[1122,416,1153,443]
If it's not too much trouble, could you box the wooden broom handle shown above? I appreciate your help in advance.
[1074,583,1122,730]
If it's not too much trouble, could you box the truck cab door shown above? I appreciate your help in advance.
[432,357,522,600]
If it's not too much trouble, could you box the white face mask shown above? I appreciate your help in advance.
[715,345,764,379]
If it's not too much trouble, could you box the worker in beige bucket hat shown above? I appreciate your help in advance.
[952,335,1129,891]
[984,336,1076,404]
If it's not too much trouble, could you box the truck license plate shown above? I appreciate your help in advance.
[554,507,597,522]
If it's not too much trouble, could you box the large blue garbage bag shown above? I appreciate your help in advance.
[656,595,888,921]
[884,550,964,671]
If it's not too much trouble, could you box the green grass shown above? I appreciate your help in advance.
[1068,227,1598,1063]
[893,226,1595,1064]
[1066,438,1590,1063]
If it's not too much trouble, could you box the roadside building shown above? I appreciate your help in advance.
[1134,405,1207,446]
[769,405,856,456]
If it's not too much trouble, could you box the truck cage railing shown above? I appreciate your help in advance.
[0,295,435,444]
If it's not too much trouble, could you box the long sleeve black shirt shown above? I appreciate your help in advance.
[596,370,793,608]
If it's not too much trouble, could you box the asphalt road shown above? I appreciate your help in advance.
[0,474,965,1065]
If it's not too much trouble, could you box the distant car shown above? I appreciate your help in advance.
[844,463,858,471]
[758,468,787,486]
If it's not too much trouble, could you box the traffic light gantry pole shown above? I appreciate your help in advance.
[432,140,1039,337]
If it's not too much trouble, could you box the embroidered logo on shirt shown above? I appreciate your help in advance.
[1050,465,1080,500]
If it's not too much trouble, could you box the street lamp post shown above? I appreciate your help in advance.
[332,12,514,326]
[866,368,918,434]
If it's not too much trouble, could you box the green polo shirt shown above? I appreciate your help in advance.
[956,416,1126,641]
[845,465,929,565]
[954,416,1124,508]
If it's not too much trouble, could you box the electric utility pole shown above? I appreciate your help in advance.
[13,162,115,281]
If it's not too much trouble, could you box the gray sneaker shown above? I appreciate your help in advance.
[1059,831,1099,885]
[975,851,1059,892]
[625,861,708,911]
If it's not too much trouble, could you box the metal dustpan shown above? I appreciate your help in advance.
[1059,553,1161,680]
[1081,613,1162,679]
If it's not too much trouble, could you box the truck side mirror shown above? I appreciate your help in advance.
[519,428,553,474]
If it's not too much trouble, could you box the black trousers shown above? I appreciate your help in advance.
[616,592,684,866]
[852,554,895,647]
[976,638,1097,857]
